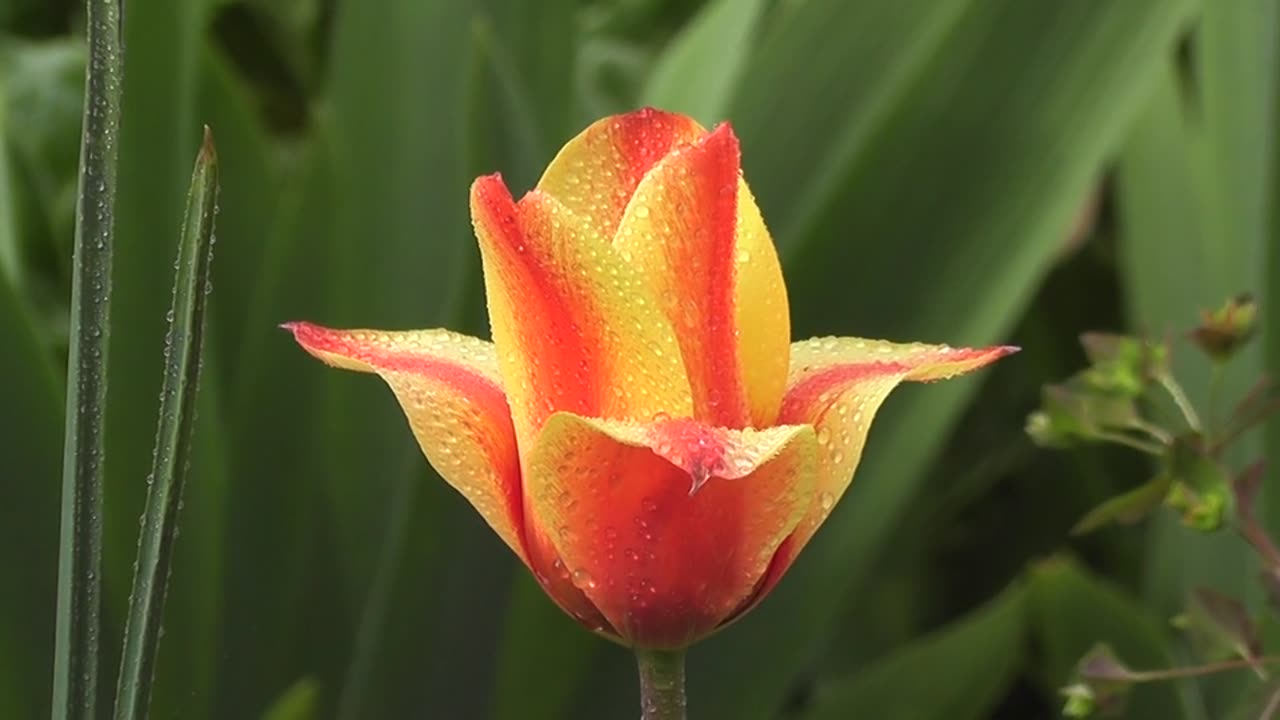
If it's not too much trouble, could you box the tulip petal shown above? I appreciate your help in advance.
[613,124,790,428]
[757,338,1017,596]
[471,175,693,445]
[285,321,528,561]
[524,412,817,649]
[536,107,705,243]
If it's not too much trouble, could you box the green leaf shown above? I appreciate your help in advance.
[802,582,1027,720]
[196,46,282,388]
[1073,474,1173,534]
[112,128,219,720]
[1114,7,1276,685]
[52,0,124,716]
[490,575,601,720]
[100,0,206,700]
[1029,557,1192,719]
[640,0,766,126]
[260,678,320,720]
[0,248,62,719]
[216,133,337,719]
[697,1,1199,715]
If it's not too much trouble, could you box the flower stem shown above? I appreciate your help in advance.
[636,648,687,720]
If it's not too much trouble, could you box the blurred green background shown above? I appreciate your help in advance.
[2,0,1277,717]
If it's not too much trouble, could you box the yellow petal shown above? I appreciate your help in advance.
[285,321,527,562]
[758,337,1017,595]
[613,123,790,428]
[470,174,693,447]
[536,108,705,243]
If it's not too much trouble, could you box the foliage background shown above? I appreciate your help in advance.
[1,0,1277,717]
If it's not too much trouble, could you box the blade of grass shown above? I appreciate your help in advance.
[802,582,1026,720]
[112,127,219,720]
[0,258,63,719]
[100,0,203,644]
[216,132,336,718]
[52,0,123,716]
[639,0,766,126]
[98,0,208,710]
[316,3,571,717]
[1271,1,1280,554]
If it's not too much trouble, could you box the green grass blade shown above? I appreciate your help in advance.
[640,0,766,125]
[100,0,203,642]
[490,576,599,720]
[215,134,336,717]
[0,252,63,719]
[51,0,123,717]
[1271,2,1280,548]
[112,128,219,720]
[802,583,1026,720]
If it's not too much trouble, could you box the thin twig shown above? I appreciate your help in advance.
[1160,373,1203,432]
[1094,430,1165,456]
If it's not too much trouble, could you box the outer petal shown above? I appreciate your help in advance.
[613,124,790,428]
[524,412,817,649]
[471,176,693,446]
[535,108,705,243]
[285,322,527,561]
[757,337,1017,596]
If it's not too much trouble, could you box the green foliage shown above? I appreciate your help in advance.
[5,0,1279,717]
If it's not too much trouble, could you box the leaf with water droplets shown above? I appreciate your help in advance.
[113,127,219,720]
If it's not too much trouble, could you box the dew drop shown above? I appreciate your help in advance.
[572,569,597,589]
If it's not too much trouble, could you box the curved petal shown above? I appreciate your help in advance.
[536,107,705,243]
[756,337,1017,596]
[524,412,817,649]
[614,123,790,428]
[470,176,693,446]
[284,321,528,562]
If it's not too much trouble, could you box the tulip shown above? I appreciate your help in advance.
[286,108,1015,718]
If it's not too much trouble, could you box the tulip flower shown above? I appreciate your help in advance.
[286,108,1014,718]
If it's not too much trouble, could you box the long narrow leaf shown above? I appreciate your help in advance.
[803,583,1027,720]
[112,127,219,720]
[51,0,123,717]
[640,0,767,125]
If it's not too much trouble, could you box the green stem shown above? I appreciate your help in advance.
[636,649,687,720]
[1206,362,1224,441]
[1084,654,1280,684]
[1159,373,1203,433]
[1093,430,1164,456]
[53,0,124,718]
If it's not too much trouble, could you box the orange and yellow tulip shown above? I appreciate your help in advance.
[286,108,1014,650]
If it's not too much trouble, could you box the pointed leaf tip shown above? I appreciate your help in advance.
[199,125,217,164]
